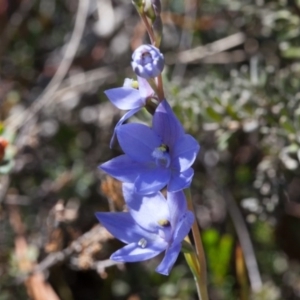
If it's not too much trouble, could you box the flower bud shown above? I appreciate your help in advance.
[131,44,164,79]
[132,0,145,13]
[152,16,163,47]
[151,0,161,15]
[145,0,161,20]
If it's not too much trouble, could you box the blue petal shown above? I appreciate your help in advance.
[123,185,170,232]
[171,134,200,172]
[105,87,144,110]
[155,243,181,275]
[167,168,194,192]
[116,124,161,162]
[95,212,151,244]
[153,100,184,149]
[109,107,141,148]
[153,58,164,75]
[111,240,167,262]
[137,76,154,98]
[166,190,187,228]
[132,63,149,79]
[121,182,137,205]
[100,155,147,182]
[135,167,171,194]
[172,211,194,246]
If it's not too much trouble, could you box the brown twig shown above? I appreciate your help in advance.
[200,50,247,64]
[223,189,262,292]
[52,67,115,103]
[161,11,216,31]
[185,188,209,300]
[18,224,117,282]
[207,166,262,292]
[8,205,60,300]
[165,32,246,65]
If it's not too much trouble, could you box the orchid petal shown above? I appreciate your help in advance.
[167,168,194,192]
[155,243,181,275]
[172,211,194,246]
[116,124,161,162]
[100,155,147,183]
[95,212,150,244]
[123,186,170,232]
[111,241,166,262]
[153,100,184,148]
[105,87,144,110]
[135,167,171,194]
[109,107,142,148]
[137,76,154,98]
[166,190,188,227]
[171,134,200,172]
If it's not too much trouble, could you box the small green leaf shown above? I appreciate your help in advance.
[282,47,300,58]
[206,106,222,122]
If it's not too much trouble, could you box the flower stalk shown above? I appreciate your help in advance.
[140,12,156,45]
[156,74,164,101]
[183,237,202,299]
[185,188,209,300]
[97,1,209,299]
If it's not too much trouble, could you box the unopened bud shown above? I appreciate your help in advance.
[131,44,164,79]
[132,0,153,14]
[132,0,145,13]
[144,2,155,21]
[144,0,161,19]
[151,0,161,15]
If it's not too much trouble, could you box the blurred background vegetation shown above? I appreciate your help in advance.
[1,0,300,299]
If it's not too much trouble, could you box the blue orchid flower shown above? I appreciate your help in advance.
[100,100,200,194]
[104,76,154,147]
[95,185,194,275]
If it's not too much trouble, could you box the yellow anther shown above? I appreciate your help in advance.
[158,219,170,226]
[131,80,139,89]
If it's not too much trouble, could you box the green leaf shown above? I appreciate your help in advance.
[206,106,223,122]
[282,47,300,58]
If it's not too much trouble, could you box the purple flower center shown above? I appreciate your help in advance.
[152,144,170,168]
[157,219,170,226]
[140,51,153,65]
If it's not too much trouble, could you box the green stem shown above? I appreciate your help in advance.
[183,251,202,298]
[185,188,209,300]
[183,237,202,298]
[156,75,165,101]
[148,78,164,102]
[138,8,204,297]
